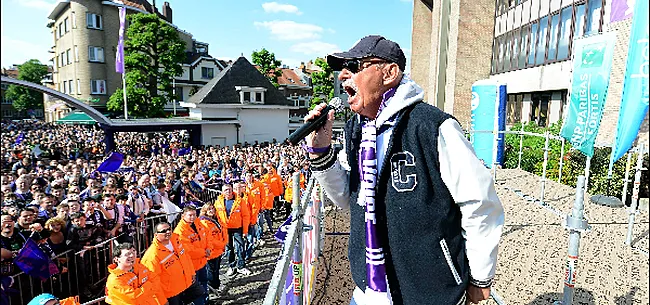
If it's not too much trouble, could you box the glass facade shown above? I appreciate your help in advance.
[491,0,606,74]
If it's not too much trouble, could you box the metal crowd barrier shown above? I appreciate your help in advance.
[196,187,222,205]
[8,210,187,304]
[263,173,323,305]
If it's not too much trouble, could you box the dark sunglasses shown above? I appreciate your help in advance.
[157,228,171,234]
[341,59,387,73]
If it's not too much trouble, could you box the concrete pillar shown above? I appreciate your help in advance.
[521,93,532,123]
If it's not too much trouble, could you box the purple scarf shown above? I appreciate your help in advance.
[357,88,396,303]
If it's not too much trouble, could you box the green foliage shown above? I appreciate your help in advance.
[5,59,48,112]
[503,121,649,201]
[108,13,186,118]
[251,48,282,88]
[309,58,334,110]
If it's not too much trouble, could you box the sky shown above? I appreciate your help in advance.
[1,0,414,72]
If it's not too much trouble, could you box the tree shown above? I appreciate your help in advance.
[108,13,186,118]
[309,58,334,109]
[5,59,48,112]
[252,48,282,87]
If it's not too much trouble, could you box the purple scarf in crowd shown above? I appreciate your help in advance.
[357,88,396,304]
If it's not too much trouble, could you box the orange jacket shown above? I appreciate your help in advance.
[198,216,227,259]
[264,169,283,197]
[105,259,167,305]
[140,234,195,299]
[214,194,250,234]
[261,179,274,210]
[174,218,209,271]
[246,181,265,225]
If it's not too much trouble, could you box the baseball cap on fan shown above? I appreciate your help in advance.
[327,35,407,72]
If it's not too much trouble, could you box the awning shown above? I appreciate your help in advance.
[56,112,96,125]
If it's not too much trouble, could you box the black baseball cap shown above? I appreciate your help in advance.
[327,35,406,72]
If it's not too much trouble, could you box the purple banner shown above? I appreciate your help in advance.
[115,6,126,73]
[610,0,635,23]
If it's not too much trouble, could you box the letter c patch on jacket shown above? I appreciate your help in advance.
[390,151,417,192]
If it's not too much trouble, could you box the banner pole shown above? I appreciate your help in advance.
[122,72,128,120]
[626,144,645,246]
[621,148,634,205]
[541,131,550,201]
[584,156,592,195]
[558,137,566,183]
[518,124,524,169]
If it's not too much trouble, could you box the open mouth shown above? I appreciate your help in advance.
[343,80,358,98]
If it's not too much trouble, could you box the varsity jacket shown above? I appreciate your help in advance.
[311,76,504,305]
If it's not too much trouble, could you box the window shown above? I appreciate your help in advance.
[256,92,263,102]
[556,7,572,61]
[506,94,523,124]
[66,49,71,65]
[88,46,104,62]
[175,86,183,101]
[56,55,59,68]
[548,13,560,61]
[69,79,74,94]
[530,94,550,127]
[62,81,67,94]
[497,36,505,72]
[243,91,251,102]
[74,45,79,62]
[90,80,106,94]
[58,23,63,37]
[535,16,548,65]
[574,3,586,39]
[60,52,65,66]
[201,67,214,79]
[72,12,76,28]
[77,79,81,94]
[585,0,602,35]
[511,30,519,70]
[504,33,512,71]
[528,22,538,66]
[86,13,102,30]
[64,17,69,33]
[518,25,529,69]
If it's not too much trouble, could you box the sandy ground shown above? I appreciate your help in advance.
[311,169,649,305]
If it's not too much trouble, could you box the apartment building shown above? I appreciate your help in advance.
[47,0,222,118]
[410,0,648,146]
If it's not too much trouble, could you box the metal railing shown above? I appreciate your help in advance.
[263,173,323,305]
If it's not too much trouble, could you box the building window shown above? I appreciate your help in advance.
[201,67,214,79]
[88,46,104,63]
[62,81,67,94]
[69,79,74,94]
[243,91,251,102]
[518,25,529,69]
[74,45,79,62]
[77,79,81,94]
[547,13,560,61]
[557,6,572,61]
[175,86,183,101]
[60,52,65,66]
[86,13,103,30]
[72,12,76,28]
[528,21,538,66]
[535,16,548,65]
[56,55,59,68]
[585,0,603,35]
[255,92,263,102]
[574,3,586,39]
[90,80,106,95]
[66,49,71,65]
[58,23,63,37]
[506,94,523,125]
[530,94,550,127]
[64,17,69,33]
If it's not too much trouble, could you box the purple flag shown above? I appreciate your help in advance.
[96,152,124,172]
[610,0,635,23]
[274,214,293,243]
[14,132,25,145]
[178,147,192,156]
[14,239,59,281]
[115,6,126,73]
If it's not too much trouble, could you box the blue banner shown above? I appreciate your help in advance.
[14,239,59,281]
[609,0,649,167]
[471,80,507,168]
[560,32,617,157]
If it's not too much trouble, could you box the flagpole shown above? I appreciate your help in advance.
[173,78,177,116]
[122,72,128,120]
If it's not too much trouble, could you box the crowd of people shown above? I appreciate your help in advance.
[1,119,311,304]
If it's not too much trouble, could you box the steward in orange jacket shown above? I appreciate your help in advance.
[140,225,195,300]
[174,207,210,271]
[198,205,227,259]
[106,244,166,305]
[265,166,283,198]
[245,177,265,226]
[214,186,250,235]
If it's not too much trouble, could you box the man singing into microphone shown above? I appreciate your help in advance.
[305,35,505,305]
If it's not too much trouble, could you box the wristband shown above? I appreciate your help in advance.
[302,144,331,154]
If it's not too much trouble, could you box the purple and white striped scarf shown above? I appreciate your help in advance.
[357,88,396,304]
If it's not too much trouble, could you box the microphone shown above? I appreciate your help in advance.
[287,97,344,145]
